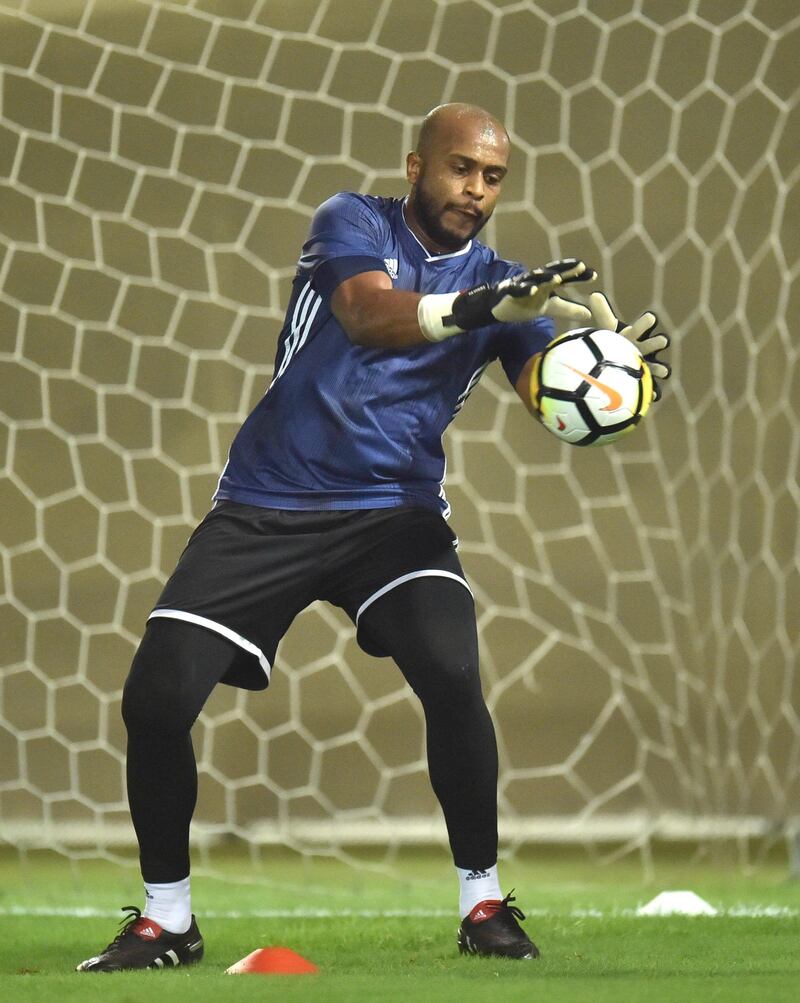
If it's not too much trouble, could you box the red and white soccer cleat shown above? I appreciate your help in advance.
[457,891,539,959]
[76,906,204,972]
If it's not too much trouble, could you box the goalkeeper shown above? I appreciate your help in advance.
[78,102,670,972]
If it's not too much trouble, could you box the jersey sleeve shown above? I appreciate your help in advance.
[299,192,389,298]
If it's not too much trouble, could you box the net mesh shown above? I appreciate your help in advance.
[1,0,798,873]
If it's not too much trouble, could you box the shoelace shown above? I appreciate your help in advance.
[102,905,143,952]
[478,890,526,923]
[501,891,526,922]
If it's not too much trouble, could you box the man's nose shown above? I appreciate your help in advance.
[464,171,485,199]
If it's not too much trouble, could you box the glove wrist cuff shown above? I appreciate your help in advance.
[451,283,495,328]
[417,292,464,342]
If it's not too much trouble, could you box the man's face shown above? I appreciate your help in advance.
[406,116,509,254]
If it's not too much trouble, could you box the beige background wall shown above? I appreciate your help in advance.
[0,0,797,858]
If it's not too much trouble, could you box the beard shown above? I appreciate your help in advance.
[412,178,489,252]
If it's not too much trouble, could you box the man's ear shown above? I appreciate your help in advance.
[406,151,421,184]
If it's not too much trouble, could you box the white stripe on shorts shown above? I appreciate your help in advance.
[147,609,271,682]
[355,570,473,625]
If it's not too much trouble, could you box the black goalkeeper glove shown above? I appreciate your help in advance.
[418,258,596,342]
[588,292,672,401]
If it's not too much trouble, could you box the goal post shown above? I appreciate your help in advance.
[0,0,798,873]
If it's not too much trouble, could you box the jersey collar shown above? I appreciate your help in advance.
[401,198,473,263]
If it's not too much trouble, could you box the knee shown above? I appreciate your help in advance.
[122,666,188,741]
[413,653,483,713]
[121,630,197,739]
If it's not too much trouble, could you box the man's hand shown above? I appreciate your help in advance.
[418,258,596,342]
[454,258,596,326]
[588,292,671,400]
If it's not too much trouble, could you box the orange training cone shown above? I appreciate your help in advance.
[226,946,319,975]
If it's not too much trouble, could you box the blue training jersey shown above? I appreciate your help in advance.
[214,193,554,516]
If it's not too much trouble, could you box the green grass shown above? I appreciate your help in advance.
[2,849,799,1002]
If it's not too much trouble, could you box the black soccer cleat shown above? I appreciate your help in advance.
[76,906,204,972]
[457,890,539,959]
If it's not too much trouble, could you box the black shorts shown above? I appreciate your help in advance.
[148,502,471,690]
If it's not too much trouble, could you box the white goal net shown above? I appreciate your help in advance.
[1,0,798,874]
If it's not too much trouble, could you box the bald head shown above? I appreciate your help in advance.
[404,103,510,254]
[416,103,509,161]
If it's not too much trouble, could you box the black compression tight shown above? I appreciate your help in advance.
[122,579,497,881]
[121,619,235,882]
[359,577,498,870]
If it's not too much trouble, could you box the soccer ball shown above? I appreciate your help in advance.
[531,328,653,446]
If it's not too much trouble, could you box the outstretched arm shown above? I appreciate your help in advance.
[331,259,596,349]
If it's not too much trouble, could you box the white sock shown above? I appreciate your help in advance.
[457,864,502,919]
[143,876,192,934]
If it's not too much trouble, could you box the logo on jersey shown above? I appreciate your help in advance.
[384,258,398,279]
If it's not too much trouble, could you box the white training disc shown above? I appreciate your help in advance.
[636,890,718,916]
